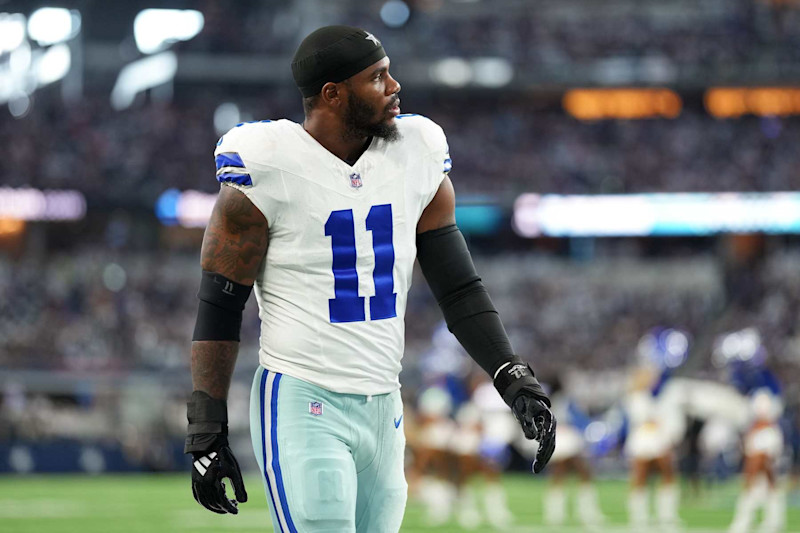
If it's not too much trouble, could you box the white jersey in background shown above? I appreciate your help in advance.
[214,115,450,395]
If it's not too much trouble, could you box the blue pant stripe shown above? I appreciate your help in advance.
[271,373,298,533]
[260,369,285,533]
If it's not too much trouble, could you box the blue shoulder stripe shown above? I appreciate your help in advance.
[215,152,245,170]
[217,172,253,187]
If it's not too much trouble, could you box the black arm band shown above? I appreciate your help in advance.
[493,360,550,407]
[192,271,253,342]
[416,225,514,377]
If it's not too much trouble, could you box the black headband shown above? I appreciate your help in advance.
[292,25,387,98]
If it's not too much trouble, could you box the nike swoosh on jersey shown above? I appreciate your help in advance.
[394,415,403,428]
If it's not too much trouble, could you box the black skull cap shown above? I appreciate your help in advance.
[292,25,387,97]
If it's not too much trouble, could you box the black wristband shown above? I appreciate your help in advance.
[185,391,229,454]
[493,359,550,408]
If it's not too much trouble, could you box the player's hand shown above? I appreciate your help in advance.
[493,359,557,473]
[185,391,248,514]
[190,439,248,514]
[510,394,556,473]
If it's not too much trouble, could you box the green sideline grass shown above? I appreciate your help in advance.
[0,474,797,532]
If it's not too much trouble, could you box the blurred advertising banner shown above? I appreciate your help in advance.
[0,187,86,221]
[513,192,800,237]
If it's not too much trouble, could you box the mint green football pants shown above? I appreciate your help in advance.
[249,366,408,533]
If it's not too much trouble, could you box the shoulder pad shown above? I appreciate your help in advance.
[213,120,280,187]
[396,114,450,173]
[396,114,445,148]
[215,120,276,151]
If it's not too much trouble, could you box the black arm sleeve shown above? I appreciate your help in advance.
[416,225,515,377]
[192,271,252,342]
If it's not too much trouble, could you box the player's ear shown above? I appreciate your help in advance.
[320,82,343,108]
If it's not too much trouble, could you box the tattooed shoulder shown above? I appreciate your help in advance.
[200,185,269,285]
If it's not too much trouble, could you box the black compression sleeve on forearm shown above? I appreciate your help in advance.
[416,225,515,377]
[192,271,252,342]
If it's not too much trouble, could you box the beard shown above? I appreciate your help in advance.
[342,91,401,143]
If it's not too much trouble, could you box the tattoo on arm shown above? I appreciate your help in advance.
[200,185,269,285]
[191,185,269,399]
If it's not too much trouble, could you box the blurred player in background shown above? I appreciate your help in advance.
[538,376,606,528]
[408,376,515,529]
[624,328,688,531]
[452,377,515,529]
[722,329,786,533]
[182,25,555,532]
[408,386,458,526]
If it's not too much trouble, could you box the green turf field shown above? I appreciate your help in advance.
[0,474,797,532]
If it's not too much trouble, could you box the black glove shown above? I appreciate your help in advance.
[494,360,556,474]
[185,391,248,514]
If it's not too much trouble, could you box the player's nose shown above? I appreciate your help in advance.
[387,73,401,96]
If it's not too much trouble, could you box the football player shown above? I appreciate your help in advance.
[407,386,458,526]
[722,329,786,533]
[624,329,688,531]
[537,377,605,528]
[183,25,556,532]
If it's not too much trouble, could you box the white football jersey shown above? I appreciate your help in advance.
[214,115,450,395]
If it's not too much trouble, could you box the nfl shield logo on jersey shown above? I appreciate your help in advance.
[309,401,323,416]
[349,173,363,189]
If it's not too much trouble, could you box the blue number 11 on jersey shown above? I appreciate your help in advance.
[325,204,397,323]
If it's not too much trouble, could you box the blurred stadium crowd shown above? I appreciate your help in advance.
[3,247,800,430]
[3,99,800,200]
[1,246,799,376]
[193,0,800,67]
[2,0,800,201]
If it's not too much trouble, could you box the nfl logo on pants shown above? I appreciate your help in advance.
[350,173,362,188]
[309,401,323,416]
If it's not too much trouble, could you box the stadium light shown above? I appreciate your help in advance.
[8,94,31,118]
[103,263,127,293]
[36,44,71,86]
[8,42,32,74]
[430,58,472,88]
[214,103,241,136]
[0,13,26,53]
[111,52,178,110]
[27,8,80,46]
[380,1,410,28]
[0,43,31,106]
[133,9,204,55]
[472,58,513,88]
